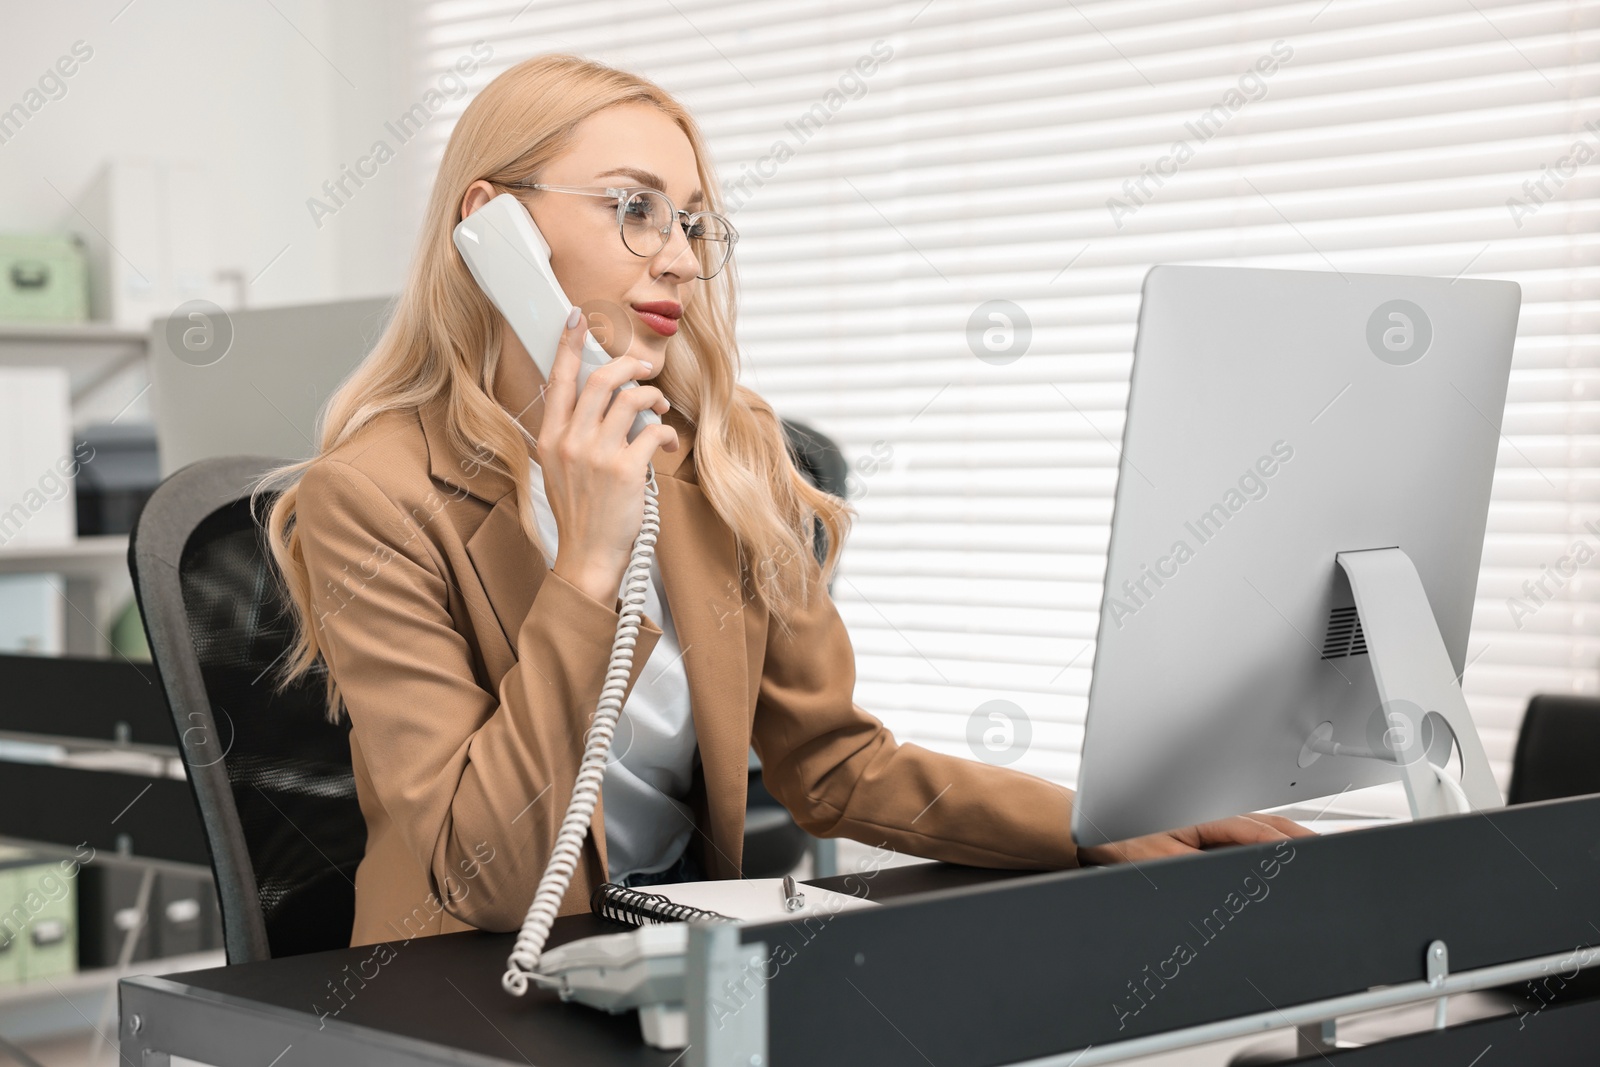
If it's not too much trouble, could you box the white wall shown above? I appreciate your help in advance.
[0,0,422,310]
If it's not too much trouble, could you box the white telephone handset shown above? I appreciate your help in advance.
[452,193,671,1009]
[452,192,661,443]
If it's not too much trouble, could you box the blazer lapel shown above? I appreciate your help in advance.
[425,402,751,879]
[463,495,544,664]
[419,397,546,663]
[424,398,695,657]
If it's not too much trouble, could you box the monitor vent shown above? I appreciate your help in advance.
[1320,606,1368,660]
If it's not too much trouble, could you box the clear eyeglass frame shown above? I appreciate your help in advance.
[510,181,738,280]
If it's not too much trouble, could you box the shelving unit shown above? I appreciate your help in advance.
[0,322,146,404]
[0,536,129,576]
[0,324,183,1062]
[0,735,218,1054]
[0,322,149,656]
[0,945,225,1047]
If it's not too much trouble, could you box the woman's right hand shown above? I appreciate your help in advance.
[539,308,679,607]
[1077,811,1316,865]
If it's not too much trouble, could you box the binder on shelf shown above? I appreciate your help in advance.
[77,863,156,969]
[78,865,223,967]
[0,573,66,655]
[155,871,219,957]
[0,367,75,548]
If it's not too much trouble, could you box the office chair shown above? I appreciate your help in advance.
[1507,694,1600,805]
[130,455,364,964]
[130,420,847,956]
[782,415,851,575]
[1498,693,1600,1006]
[1231,692,1600,1062]
[742,417,852,878]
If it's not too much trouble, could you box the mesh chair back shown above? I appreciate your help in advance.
[132,429,846,949]
[741,420,849,877]
[780,417,849,581]
[1508,694,1600,805]
[130,457,365,963]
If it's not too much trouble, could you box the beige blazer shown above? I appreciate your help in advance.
[292,399,1079,948]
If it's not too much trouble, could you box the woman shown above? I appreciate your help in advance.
[263,53,1311,949]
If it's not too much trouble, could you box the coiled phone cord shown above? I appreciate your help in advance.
[502,462,661,996]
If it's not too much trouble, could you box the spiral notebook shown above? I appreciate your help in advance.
[592,877,880,927]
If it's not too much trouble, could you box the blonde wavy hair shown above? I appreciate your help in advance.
[258,53,854,720]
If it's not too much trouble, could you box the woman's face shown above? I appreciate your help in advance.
[466,102,705,380]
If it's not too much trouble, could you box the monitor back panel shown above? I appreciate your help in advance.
[1073,265,1520,845]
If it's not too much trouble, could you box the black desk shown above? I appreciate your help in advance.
[118,863,1033,1067]
[121,799,1600,1066]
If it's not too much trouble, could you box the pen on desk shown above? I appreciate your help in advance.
[782,874,805,912]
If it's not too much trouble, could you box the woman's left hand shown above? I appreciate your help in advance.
[1077,811,1317,866]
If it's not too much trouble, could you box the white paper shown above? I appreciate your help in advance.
[628,878,879,923]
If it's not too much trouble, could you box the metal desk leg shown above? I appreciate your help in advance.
[122,1004,171,1066]
[809,836,838,878]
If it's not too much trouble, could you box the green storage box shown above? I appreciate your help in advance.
[0,234,90,323]
[0,848,78,983]
[22,866,76,981]
[0,868,18,986]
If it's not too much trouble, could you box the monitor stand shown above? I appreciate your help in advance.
[1298,548,1502,820]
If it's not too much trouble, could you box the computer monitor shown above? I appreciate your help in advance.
[148,297,391,476]
[1071,265,1521,847]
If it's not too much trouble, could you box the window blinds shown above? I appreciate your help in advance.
[414,0,1600,798]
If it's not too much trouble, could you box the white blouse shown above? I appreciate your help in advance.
[524,459,699,882]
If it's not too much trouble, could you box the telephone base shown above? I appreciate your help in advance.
[534,923,691,1050]
[638,1003,688,1049]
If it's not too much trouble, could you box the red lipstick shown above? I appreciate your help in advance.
[631,301,681,337]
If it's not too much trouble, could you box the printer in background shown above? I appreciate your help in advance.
[74,422,160,537]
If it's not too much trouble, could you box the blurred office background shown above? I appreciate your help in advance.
[0,1,1596,1063]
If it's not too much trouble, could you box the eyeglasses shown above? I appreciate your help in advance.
[513,182,738,280]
